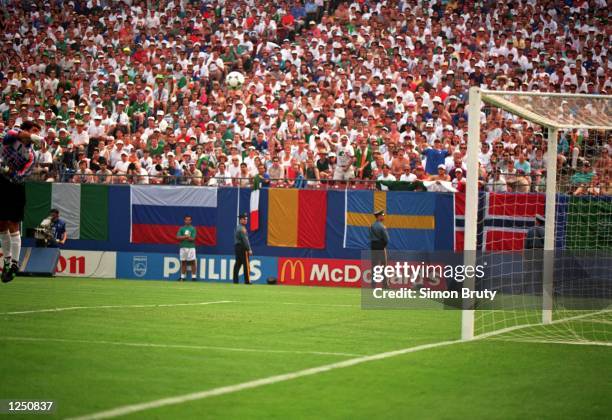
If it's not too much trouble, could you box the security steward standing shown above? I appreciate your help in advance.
[233,212,252,284]
[524,214,545,250]
[524,214,545,293]
[370,209,390,288]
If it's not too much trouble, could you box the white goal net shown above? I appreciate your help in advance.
[462,89,612,346]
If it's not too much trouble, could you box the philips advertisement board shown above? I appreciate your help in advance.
[116,252,278,283]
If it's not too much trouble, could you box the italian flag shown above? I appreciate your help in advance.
[24,183,109,240]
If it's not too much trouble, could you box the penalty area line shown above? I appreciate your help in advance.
[0,300,234,315]
[66,339,463,420]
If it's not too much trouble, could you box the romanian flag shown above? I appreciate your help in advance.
[344,190,454,250]
[267,189,327,248]
[130,185,217,245]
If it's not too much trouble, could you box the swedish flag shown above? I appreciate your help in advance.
[343,190,454,250]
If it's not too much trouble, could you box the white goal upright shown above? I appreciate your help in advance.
[462,88,612,345]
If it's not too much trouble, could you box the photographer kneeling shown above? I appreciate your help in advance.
[35,209,67,248]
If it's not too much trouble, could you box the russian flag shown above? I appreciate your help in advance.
[130,185,217,245]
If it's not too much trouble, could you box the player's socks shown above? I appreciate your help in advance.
[0,230,10,261]
[9,232,21,266]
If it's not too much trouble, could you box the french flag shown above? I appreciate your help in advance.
[130,185,217,245]
[250,189,260,231]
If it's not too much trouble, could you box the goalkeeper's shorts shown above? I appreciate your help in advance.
[0,176,25,222]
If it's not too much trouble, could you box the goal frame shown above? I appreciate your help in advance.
[462,88,612,340]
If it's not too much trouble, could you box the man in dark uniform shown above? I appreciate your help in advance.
[524,214,545,249]
[524,214,545,294]
[233,212,252,284]
[370,209,390,288]
[1,121,42,283]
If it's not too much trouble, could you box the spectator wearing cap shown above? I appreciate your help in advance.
[430,164,451,182]
[452,168,466,192]
[570,161,595,189]
[110,101,130,135]
[72,120,89,147]
[185,161,203,186]
[113,151,131,177]
[109,139,126,168]
[88,114,107,139]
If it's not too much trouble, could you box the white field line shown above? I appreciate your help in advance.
[0,301,233,315]
[275,302,356,308]
[474,308,612,340]
[0,336,363,357]
[66,339,463,420]
[0,300,358,315]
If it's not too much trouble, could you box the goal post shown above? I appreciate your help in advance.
[462,88,612,342]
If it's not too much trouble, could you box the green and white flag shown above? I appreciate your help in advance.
[24,183,109,240]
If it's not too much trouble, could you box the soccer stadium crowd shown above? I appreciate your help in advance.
[1,0,611,194]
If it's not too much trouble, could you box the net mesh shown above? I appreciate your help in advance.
[468,96,611,346]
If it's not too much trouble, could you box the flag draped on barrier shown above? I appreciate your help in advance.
[267,189,327,248]
[24,183,109,240]
[454,192,569,251]
[250,189,260,232]
[344,190,454,250]
[130,185,217,245]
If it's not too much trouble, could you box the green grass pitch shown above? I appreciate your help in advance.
[0,278,609,419]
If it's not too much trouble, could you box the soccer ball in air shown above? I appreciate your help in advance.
[225,71,245,89]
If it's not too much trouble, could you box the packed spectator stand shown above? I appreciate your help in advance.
[1,0,610,195]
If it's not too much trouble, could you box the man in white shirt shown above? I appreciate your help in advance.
[72,120,90,146]
[109,140,126,168]
[88,115,107,138]
[113,152,131,175]
[377,164,397,191]
[111,101,130,133]
[333,135,355,181]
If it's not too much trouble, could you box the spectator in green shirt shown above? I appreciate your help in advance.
[570,161,595,188]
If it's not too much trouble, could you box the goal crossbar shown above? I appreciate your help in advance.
[480,90,612,131]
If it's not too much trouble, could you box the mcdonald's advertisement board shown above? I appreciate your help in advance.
[277,258,365,288]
